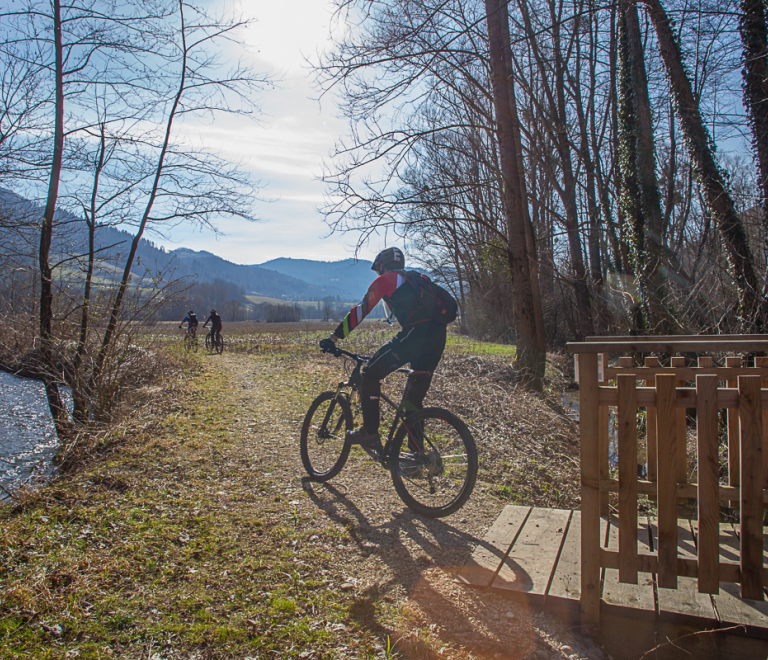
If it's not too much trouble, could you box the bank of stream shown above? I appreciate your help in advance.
[0,370,71,497]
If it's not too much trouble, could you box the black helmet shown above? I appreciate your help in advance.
[210,309,216,314]
[372,247,405,274]
[189,310,194,315]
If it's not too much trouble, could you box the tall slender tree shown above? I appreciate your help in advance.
[485,0,546,385]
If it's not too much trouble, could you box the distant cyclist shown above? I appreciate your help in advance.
[204,309,222,343]
[179,310,199,338]
[319,247,456,450]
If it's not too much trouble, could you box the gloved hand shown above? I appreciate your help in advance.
[319,337,338,354]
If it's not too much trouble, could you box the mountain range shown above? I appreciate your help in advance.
[0,188,373,301]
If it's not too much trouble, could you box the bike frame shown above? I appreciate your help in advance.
[330,347,422,467]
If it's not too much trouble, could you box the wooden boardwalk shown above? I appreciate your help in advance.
[458,505,768,654]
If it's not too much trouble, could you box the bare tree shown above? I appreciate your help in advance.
[642,0,761,330]
[1,0,271,426]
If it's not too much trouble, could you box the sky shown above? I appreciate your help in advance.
[154,0,388,266]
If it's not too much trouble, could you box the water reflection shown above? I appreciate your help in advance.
[0,371,72,498]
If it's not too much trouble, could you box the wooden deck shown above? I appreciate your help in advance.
[458,505,768,658]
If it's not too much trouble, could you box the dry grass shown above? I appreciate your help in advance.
[0,326,600,660]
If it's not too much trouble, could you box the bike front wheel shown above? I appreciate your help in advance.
[300,391,353,481]
[205,333,213,352]
[390,407,478,518]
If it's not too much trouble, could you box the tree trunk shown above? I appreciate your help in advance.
[39,0,71,437]
[740,0,768,323]
[552,7,594,340]
[642,0,761,330]
[72,124,106,423]
[624,0,671,333]
[484,0,545,387]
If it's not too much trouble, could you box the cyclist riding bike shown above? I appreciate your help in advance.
[319,247,454,451]
[203,309,222,343]
[179,310,199,338]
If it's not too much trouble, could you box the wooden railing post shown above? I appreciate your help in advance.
[671,356,688,485]
[656,374,678,589]
[726,356,741,502]
[579,352,601,626]
[618,374,638,584]
[644,356,659,484]
[754,356,768,489]
[599,354,613,515]
[738,376,764,600]
[696,374,719,594]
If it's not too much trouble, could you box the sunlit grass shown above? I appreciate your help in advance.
[445,334,517,357]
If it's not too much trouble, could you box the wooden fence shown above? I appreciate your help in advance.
[566,336,768,627]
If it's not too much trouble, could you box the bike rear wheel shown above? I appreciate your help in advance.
[215,334,224,354]
[390,407,478,518]
[300,391,353,481]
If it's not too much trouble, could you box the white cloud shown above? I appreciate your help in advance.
[155,0,386,264]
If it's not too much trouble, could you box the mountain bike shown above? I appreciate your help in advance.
[205,329,224,354]
[300,347,478,518]
[183,327,198,352]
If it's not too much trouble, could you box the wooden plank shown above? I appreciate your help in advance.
[602,516,656,617]
[457,505,530,587]
[671,357,689,485]
[566,340,768,353]
[739,375,764,600]
[579,352,601,626]
[649,519,717,622]
[493,507,571,595]
[598,478,768,505]
[645,357,659,484]
[756,356,768,490]
[604,366,768,379]
[599,404,609,516]
[727,356,741,500]
[547,511,583,602]
[586,334,768,342]
[618,375,638,584]
[708,523,768,627]
[598,384,768,408]
[697,374,720,594]
[656,374,679,589]
[599,547,757,584]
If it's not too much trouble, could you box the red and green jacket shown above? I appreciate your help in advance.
[333,270,428,339]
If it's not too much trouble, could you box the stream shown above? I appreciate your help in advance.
[0,371,72,498]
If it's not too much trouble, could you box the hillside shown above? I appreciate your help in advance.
[259,257,373,300]
[0,188,368,301]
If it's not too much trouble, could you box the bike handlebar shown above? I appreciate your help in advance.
[323,346,412,375]
[331,347,370,362]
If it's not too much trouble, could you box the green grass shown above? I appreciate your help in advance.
[446,333,517,357]
[0,357,383,659]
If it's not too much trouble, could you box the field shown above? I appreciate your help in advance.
[0,325,594,660]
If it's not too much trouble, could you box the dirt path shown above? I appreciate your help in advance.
[213,349,606,660]
[0,344,605,660]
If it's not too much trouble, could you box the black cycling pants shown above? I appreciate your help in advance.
[360,322,447,435]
